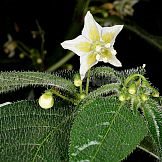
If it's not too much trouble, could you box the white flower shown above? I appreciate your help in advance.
[61,11,123,80]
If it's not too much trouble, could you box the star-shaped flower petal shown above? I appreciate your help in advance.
[61,11,123,80]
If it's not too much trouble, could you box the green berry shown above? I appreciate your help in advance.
[74,74,82,87]
[39,93,54,109]
[152,91,159,97]
[79,93,86,100]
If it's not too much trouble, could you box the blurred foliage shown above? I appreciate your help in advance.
[2,21,46,71]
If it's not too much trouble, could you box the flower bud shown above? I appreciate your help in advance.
[119,94,126,102]
[152,91,159,97]
[74,74,82,87]
[141,94,148,102]
[19,53,25,59]
[39,92,54,109]
[128,83,136,95]
[37,58,43,64]
[78,93,86,100]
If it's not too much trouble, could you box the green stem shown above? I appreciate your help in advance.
[86,69,91,95]
[80,83,83,94]
[124,73,146,86]
[51,89,75,104]
[46,52,74,72]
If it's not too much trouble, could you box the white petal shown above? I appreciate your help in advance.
[101,25,123,46]
[80,53,98,80]
[61,35,91,56]
[111,49,117,55]
[82,11,102,41]
[108,55,122,67]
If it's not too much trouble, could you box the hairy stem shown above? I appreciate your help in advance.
[51,89,75,104]
[124,73,146,86]
[86,69,91,95]
[80,84,83,94]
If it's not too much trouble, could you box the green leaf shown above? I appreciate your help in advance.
[90,66,121,85]
[90,66,146,86]
[79,83,120,109]
[0,100,75,162]
[70,97,147,162]
[143,99,162,160]
[0,71,76,94]
[116,66,146,81]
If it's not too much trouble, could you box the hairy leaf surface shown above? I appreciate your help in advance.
[70,97,147,162]
[0,71,76,94]
[90,67,121,86]
[90,66,145,87]
[0,100,75,162]
[143,99,162,160]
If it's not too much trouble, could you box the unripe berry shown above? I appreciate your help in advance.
[39,93,54,109]
[74,74,82,87]
[152,91,159,97]
[79,93,86,100]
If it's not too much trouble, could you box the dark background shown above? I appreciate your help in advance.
[0,0,162,91]
[0,0,162,161]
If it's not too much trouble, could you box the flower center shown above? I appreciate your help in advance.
[91,41,112,61]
